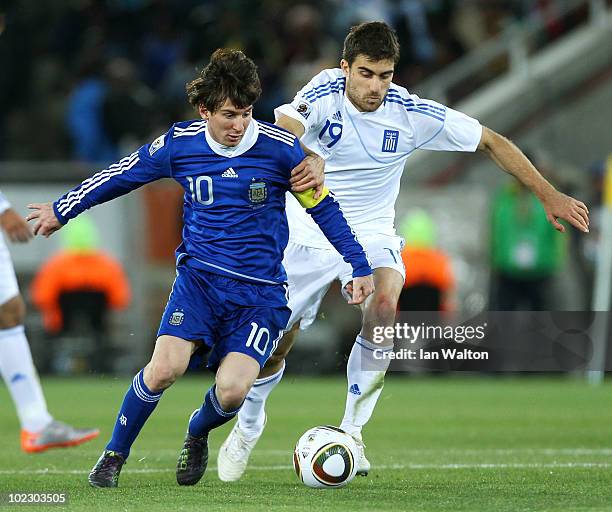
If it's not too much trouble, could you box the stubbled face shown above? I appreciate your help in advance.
[199,98,253,146]
[341,55,394,112]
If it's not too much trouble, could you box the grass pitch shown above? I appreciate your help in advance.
[0,375,611,511]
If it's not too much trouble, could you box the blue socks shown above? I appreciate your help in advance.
[188,385,241,438]
[106,369,163,457]
[105,378,241,456]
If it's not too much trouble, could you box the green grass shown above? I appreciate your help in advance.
[1,375,611,511]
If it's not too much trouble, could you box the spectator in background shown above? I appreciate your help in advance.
[490,155,566,310]
[398,210,455,312]
[66,57,117,163]
[31,215,130,371]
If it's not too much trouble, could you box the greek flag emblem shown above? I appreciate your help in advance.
[382,130,399,153]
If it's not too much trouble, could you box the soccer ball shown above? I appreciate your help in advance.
[293,426,358,488]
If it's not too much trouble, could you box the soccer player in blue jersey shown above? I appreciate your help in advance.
[27,49,374,488]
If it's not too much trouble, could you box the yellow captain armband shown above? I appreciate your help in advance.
[291,187,330,209]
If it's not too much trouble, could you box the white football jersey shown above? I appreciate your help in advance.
[275,68,483,248]
[0,189,10,215]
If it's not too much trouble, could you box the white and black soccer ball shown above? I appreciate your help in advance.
[293,425,358,488]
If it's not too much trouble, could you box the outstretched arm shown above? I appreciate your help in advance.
[0,208,33,243]
[26,131,173,237]
[479,127,589,233]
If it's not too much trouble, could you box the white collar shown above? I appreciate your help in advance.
[204,119,259,158]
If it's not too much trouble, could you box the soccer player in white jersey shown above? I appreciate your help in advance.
[217,21,590,481]
[0,190,99,452]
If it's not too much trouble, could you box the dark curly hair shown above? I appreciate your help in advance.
[186,48,262,113]
[342,22,400,66]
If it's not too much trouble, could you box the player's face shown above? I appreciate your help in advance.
[199,99,253,146]
[341,55,394,112]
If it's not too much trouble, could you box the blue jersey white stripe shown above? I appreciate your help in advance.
[57,152,140,216]
[173,120,207,138]
[259,124,295,147]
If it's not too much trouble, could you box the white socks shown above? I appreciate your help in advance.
[0,326,52,433]
[339,335,391,437]
[237,361,285,439]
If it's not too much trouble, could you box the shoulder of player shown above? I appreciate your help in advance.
[300,68,345,104]
[170,119,208,139]
[384,85,447,123]
[256,120,297,148]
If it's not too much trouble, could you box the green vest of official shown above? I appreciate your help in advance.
[491,182,565,277]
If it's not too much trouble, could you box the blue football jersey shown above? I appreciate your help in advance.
[53,119,371,285]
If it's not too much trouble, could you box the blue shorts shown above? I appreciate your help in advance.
[157,260,291,371]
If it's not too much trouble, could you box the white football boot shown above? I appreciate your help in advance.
[217,416,266,482]
[351,433,371,476]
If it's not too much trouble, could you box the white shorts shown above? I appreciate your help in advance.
[0,235,19,306]
[284,234,405,330]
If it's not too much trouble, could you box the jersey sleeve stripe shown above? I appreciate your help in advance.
[57,155,140,216]
[304,85,345,101]
[259,124,296,143]
[386,91,446,113]
[303,82,346,103]
[173,120,207,133]
[259,128,295,147]
[385,98,446,122]
[302,77,345,98]
[173,126,207,138]
[56,152,139,210]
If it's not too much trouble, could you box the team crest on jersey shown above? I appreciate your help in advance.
[296,102,311,119]
[382,130,399,153]
[149,134,165,156]
[169,309,184,326]
[248,179,267,205]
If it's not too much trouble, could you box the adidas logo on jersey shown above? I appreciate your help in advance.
[349,384,362,395]
[221,167,239,178]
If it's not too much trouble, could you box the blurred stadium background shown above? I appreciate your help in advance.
[2,0,611,376]
[1,1,612,510]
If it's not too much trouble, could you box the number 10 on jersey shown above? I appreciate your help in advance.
[187,176,214,205]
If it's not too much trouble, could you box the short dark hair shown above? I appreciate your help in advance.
[186,49,262,113]
[342,22,400,66]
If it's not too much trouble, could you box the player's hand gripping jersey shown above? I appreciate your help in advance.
[52,119,371,287]
[275,68,483,248]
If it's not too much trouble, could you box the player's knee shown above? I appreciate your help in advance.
[0,295,26,329]
[362,293,398,335]
[216,381,250,411]
[373,293,398,321]
[144,361,183,392]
